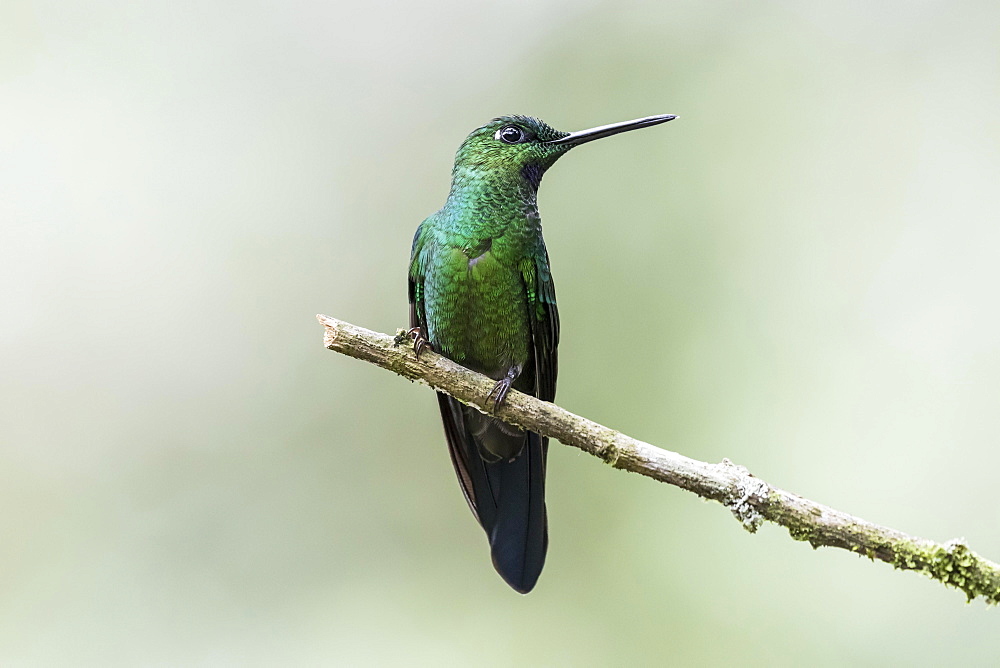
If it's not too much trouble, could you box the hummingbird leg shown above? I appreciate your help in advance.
[398,326,434,359]
[486,364,521,411]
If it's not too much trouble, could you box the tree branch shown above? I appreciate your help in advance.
[317,313,1000,605]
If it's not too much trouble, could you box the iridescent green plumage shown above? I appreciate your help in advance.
[408,113,675,592]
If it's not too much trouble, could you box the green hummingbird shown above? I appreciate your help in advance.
[407,113,676,593]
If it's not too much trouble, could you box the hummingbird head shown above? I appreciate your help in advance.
[450,113,677,194]
[451,116,572,192]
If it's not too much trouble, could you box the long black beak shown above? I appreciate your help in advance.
[545,114,677,146]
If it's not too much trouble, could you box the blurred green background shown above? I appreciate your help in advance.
[3,0,999,664]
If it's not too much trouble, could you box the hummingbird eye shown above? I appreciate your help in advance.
[496,125,527,144]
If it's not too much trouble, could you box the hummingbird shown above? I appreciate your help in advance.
[407,113,676,593]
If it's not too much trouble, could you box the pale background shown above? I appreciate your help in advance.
[2,0,999,664]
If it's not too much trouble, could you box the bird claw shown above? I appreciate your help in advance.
[486,365,521,411]
[485,378,512,411]
[399,326,434,359]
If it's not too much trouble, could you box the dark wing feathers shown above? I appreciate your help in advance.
[527,252,559,403]
[435,393,499,531]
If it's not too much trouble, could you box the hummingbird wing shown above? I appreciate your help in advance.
[525,249,559,404]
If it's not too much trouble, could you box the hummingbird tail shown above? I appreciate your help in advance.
[487,430,548,594]
[436,393,548,593]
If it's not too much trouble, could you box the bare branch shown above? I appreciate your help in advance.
[318,313,1000,605]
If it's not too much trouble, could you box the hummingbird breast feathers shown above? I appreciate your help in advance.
[420,236,533,381]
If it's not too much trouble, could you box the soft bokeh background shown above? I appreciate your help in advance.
[3,0,999,664]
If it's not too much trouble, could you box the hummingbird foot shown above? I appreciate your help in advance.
[398,326,434,359]
[485,365,521,412]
